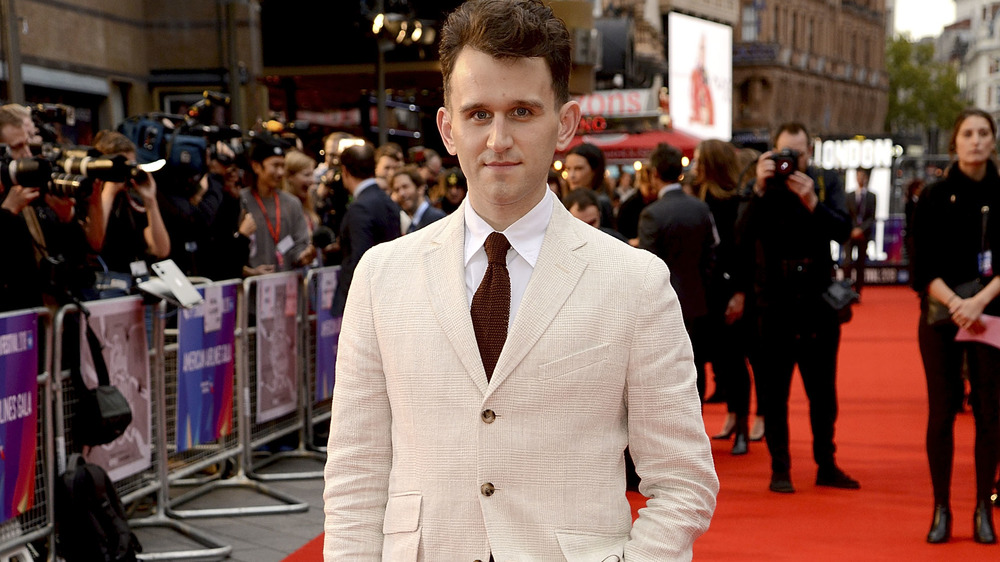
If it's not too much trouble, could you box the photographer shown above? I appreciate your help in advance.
[93,131,170,281]
[240,134,314,276]
[193,140,255,280]
[736,122,856,494]
[0,177,42,312]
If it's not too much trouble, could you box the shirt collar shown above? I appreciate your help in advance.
[464,188,553,268]
[354,177,378,198]
[412,198,430,223]
[658,182,683,198]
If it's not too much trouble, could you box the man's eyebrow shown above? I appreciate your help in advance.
[456,99,547,115]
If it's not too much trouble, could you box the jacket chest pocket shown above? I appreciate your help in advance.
[538,344,612,380]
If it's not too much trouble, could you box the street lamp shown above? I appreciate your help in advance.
[366,3,435,145]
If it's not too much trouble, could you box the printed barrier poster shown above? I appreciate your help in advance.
[0,312,38,522]
[82,298,152,483]
[315,269,341,403]
[177,285,236,452]
[256,275,298,423]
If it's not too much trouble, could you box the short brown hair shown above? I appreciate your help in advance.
[439,0,572,107]
[772,122,810,147]
[93,130,137,156]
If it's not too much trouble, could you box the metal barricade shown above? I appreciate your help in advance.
[242,272,325,481]
[0,308,53,561]
[302,266,342,454]
[167,279,309,517]
[53,298,230,560]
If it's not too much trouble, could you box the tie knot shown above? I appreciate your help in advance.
[484,232,510,265]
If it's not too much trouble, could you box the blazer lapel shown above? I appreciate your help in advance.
[422,208,490,393]
[489,201,587,392]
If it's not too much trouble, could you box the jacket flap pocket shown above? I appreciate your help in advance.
[539,344,611,380]
[382,492,421,534]
[555,530,626,561]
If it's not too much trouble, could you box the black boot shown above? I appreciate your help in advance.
[926,504,951,544]
[974,500,997,544]
[731,415,749,455]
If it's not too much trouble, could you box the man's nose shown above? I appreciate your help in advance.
[487,117,513,153]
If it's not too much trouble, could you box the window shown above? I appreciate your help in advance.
[742,4,759,41]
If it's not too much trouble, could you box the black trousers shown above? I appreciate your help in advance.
[918,317,1000,504]
[843,237,869,294]
[755,301,841,474]
[708,313,752,417]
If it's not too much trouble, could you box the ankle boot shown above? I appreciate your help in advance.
[731,416,749,455]
[926,504,951,544]
[974,500,997,544]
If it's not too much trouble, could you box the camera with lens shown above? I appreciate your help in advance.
[769,148,800,178]
[0,146,153,200]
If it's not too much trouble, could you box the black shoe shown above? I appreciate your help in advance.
[731,433,748,456]
[816,466,860,489]
[926,504,951,544]
[974,500,997,544]
[769,472,795,493]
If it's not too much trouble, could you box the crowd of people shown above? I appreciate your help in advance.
[2,0,998,555]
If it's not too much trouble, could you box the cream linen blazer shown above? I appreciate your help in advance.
[323,198,718,561]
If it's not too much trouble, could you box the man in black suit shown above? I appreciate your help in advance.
[844,167,876,298]
[332,143,402,315]
[638,142,717,400]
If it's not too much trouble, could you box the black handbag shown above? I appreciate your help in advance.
[925,279,984,327]
[823,279,859,324]
[72,322,133,447]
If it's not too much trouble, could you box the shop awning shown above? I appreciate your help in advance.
[558,129,702,162]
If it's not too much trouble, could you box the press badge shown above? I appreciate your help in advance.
[276,235,295,254]
[980,250,993,277]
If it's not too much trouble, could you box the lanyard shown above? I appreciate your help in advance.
[252,191,282,244]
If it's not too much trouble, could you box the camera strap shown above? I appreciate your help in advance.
[21,206,49,266]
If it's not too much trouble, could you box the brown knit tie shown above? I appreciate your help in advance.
[471,232,511,382]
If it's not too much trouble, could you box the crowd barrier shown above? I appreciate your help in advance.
[0,266,344,559]
[53,299,230,561]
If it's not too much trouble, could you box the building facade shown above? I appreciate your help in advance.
[733,0,888,145]
[0,0,265,142]
[954,1,1000,121]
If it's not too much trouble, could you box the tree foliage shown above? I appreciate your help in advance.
[885,34,964,141]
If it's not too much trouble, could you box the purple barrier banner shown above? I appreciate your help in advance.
[177,285,237,452]
[0,312,38,522]
[315,269,340,403]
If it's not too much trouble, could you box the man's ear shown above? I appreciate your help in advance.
[250,161,263,177]
[437,107,458,156]
[555,100,581,151]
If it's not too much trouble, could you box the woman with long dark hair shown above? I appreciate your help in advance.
[912,107,1000,545]
[692,139,754,455]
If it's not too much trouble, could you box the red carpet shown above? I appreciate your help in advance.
[287,286,998,560]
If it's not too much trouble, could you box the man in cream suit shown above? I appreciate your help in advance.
[323,1,718,560]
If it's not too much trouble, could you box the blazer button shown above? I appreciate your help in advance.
[480,482,495,497]
[481,409,496,423]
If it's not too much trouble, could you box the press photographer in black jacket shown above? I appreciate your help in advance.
[737,122,857,495]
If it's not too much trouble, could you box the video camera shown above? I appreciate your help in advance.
[0,147,163,199]
[118,91,243,179]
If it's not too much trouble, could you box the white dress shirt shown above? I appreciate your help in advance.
[464,189,553,331]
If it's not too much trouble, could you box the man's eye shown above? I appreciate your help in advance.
[513,108,531,117]
[472,110,490,120]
